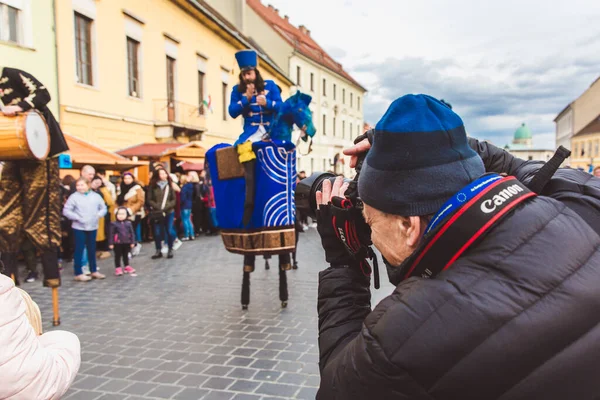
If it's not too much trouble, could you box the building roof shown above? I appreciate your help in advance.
[573,113,600,138]
[514,123,533,140]
[117,142,207,158]
[180,0,294,87]
[64,135,148,170]
[247,0,366,92]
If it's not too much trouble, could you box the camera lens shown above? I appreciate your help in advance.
[296,172,351,219]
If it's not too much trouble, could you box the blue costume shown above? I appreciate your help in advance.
[206,50,315,310]
[228,50,284,144]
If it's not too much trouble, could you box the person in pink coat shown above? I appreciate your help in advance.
[0,274,80,399]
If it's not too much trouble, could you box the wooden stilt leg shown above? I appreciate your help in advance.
[52,287,60,326]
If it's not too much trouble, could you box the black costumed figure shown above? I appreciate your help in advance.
[0,66,69,325]
[205,50,315,310]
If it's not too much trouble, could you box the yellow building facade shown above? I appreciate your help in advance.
[0,0,59,116]
[54,0,292,153]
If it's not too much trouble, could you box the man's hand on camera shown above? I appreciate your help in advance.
[315,177,355,266]
[343,132,373,168]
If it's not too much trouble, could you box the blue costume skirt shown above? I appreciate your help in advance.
[205,140,297,256]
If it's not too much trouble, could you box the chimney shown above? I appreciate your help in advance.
[284,15,289,22]
[306,29,311,36]
[299,25,308,35]
[268,4,274,10]
[275,8,279,14]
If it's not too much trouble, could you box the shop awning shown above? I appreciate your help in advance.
[64,134,148,171]
[117,141,207,159]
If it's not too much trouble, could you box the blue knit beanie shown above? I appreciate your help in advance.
[358,94,485,216]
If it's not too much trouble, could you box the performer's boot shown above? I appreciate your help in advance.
[242,255,255,310]
[41,247,61,288]
[292,252,298,270]
[264,255,271,270]
[0,252,19,286]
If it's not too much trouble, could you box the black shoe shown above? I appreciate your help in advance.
[292,262,298,270]
[265,260,270,270]
[281,301,288,308]
[242,304,248,310]
[167,249,174,259]
[151,251,163,259]
[25,272,38,283]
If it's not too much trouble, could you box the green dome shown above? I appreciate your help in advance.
[514,123,533,140]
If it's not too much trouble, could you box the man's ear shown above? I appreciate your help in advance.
[403,216,423,248]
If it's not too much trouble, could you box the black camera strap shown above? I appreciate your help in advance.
[401,176,536,280]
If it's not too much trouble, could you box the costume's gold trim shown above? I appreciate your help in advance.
[220,228,296,256]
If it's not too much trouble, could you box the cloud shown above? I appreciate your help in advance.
[355,54,600,148]
[324,45,347,60]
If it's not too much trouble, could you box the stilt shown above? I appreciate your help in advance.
[241,270,250,310]
[52,287,60,326]
[279,265,288,308]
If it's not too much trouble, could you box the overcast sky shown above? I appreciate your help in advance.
[266,0,600,148]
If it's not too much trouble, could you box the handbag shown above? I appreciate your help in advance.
[150,185,170,224]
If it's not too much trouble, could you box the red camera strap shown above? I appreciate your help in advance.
[403,176,536,280]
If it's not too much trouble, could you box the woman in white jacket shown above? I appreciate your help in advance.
[0,274,80,399]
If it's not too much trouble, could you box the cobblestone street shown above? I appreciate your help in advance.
[24,229,392,400]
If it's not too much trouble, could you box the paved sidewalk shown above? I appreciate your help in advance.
[23,229,392,400]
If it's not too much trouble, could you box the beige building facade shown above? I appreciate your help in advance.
[0,0,59,116]
[54,0,292,152]
[555,77,600,169]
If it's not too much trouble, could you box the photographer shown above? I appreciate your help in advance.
[315,95,600,399]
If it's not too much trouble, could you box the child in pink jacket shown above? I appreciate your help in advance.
[0,274,80,399]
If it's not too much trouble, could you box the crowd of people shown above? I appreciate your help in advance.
[15,163,219,284]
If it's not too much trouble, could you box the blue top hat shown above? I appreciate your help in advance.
[235,50,258,71]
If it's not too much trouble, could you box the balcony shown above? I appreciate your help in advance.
[153,99,207,139]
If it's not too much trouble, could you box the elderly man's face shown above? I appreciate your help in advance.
[82,166,95,181]
[363,204,426,267]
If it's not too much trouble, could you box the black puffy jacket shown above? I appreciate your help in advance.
[317,140,600,400]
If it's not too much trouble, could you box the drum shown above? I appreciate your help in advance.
[0,110,50,160]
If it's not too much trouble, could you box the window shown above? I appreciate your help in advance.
[357,124,360,136]
[0,3,20,43]
[74,12,94,85]
[528,156,533,161]
[222,82,228,121]
[333,84,337,100]
[166,56,176,122]
[349,123,353,139]
[322,78,326,96]
[333,117,336,136]
[126,37,140,97]
[342,88,346,104]
[296,66,301,86]
[596,141,599,157]
[310,158,314,173]
[198,71,205,115]
[323,159,326,171]
[342,120,345,139]
[357,96,361,111]
[350,93,353,107]
[322,114,327,135]
[310,73,314,91]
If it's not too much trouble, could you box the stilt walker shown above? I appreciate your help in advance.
[0,66,69,325]
[205,50,315,310]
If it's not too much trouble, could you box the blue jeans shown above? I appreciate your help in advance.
[181,209,194,238]
[73,229,97,275]
[154,211,175,251]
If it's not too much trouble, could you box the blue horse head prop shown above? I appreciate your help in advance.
[269,91,316,142]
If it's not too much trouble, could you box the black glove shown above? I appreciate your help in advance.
[316,196,380,288]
